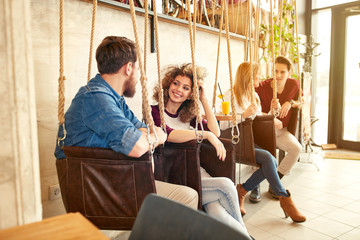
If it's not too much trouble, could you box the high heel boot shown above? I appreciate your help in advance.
[236,184,248,216]
[279,190,306,223]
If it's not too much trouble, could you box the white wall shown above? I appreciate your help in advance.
[0,0,42,228]
[30,0,245,217]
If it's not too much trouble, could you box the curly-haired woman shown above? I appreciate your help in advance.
[151,63,251,237]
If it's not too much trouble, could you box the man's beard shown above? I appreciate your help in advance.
[123,75,136,98]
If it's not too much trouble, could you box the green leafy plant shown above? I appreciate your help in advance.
[259,0,300,78]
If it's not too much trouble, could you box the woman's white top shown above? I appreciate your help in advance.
[164,111,192,130]
[219,90,262,130]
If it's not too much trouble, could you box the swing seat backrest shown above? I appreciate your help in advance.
[56,139,236,230]
[154,138,236,209]
[200,138,236,182]
[220,115,276,167]
[220,118,258,167]
[57,146,156,230]
[154,140,202,209]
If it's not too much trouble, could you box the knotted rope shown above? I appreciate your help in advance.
[152,0,166,132]
[128,0,154,131]
[224,0,239,143]
[254,0,261,62]
[143,0,148,75]
[278,0,283,56]
[294,0,302,99]
[248,0,255,104]
[57,0,66,146]
[87,0,97,82]
[186,0,203,142]
[270,0,278,116]
[212,0,224,110]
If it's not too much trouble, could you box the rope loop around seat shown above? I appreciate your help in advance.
[57,122,67,148]
[195,119,204,143]
[147,124,158,154]
[58,0,66,146]
[87,0,97,82]
[231,124,240,145]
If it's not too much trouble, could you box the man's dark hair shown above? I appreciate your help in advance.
[96,36,137,75]
[275,56,293,72]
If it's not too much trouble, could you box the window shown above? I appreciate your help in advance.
[311,10,331,144]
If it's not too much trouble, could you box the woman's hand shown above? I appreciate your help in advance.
[198,82,207,103]
[204,131,226,161]
[274,118,283,129]
[243,103,258,119]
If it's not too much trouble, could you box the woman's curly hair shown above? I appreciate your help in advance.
[153,63,207,123]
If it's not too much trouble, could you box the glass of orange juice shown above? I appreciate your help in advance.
[221,101,230,115]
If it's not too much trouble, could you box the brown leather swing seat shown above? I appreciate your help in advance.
[220,114,276,167]
[56,138,235,230]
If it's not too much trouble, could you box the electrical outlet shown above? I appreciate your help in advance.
[49,184,61,200]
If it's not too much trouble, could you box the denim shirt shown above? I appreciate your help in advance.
[54,74,146,159]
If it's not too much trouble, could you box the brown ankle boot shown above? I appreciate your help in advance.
[236,184,248,216]
[279,190,306,223]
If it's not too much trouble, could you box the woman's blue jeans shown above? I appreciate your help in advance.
[200,168,249,236]
[242,147,289,197]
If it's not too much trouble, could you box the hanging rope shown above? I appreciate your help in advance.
[57,0,66,147]
[211,0,215,27]
[186,0,200,119]
[248,0,255,104]
[199,0,203,24]
[128,0,157,151]
[235,0,240,34]
[254,0,261,62]
[182,0,185,20]
[244,0,249,61]
[143,0,148,74]
[87,0,97,82]
[165,0,169,14]
[294,0,302,99]
[231,0,235,30]
[211,0,224,110]
[270,0,278,117]
[224,0,239,144]
[278,0,283,56]
[240,0,243,36]
[193,0,197,45]
[186,0,203,142]
[142,0,149,121]
[152,0,167,132]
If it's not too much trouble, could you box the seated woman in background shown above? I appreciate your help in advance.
[151,63,251,236]
[220,61,306,223]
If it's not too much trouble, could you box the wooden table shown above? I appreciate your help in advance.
[203,113,243,122]
[0,212,109,240]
